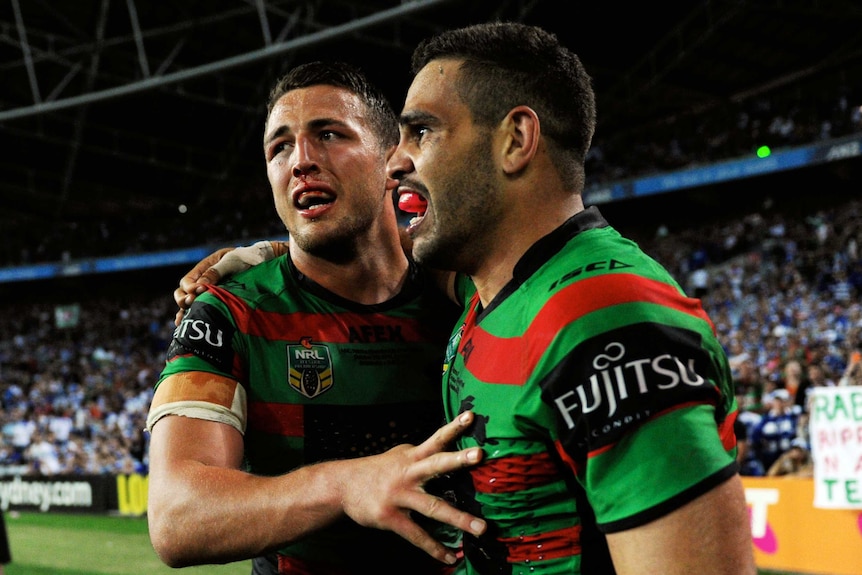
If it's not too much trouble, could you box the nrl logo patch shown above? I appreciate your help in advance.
[287,337,333,398]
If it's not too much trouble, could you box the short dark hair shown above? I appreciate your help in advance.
[412,22,596,187]
[266,61,399,150]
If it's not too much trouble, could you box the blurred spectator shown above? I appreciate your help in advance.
[839,344,862,386]
[732,354,766,413]
[781,359,810,411]
[749,388,802,472]
[766,437,814,477]
[689,265,709,299]
[24,430,62,475]
[805,362,837,401]
[735,408,765,477]
[7,410,35,463]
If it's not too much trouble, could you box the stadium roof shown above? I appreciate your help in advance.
[2,0,862,234]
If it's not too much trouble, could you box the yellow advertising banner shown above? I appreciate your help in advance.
[744,477,862,575]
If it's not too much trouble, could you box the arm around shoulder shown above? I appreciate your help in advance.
[174,239,287,325]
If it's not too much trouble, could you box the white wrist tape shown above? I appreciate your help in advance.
[210,240,276,279]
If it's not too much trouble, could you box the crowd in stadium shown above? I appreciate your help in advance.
[0,188,859,478]
[0,292,165,476]
[586,80,862,186]
[0,78,860,478]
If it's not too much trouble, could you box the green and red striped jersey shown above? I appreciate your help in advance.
[156,254,461,573]
[442,206,739,575]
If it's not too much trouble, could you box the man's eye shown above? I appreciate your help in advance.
[411,125,429,142]
[268,141,293,160]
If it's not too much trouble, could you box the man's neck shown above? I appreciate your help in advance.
[290,243,410,305]
[472,196,585,308]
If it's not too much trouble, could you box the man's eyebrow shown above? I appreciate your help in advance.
[398,110,435,126]
[264,118,349,145]
[309,117,348,130]
[264,124,290,146]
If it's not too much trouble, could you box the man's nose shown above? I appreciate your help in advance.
[386,145,411,180]
[292,136,318,176]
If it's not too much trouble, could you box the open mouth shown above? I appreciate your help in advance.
[398,191,427,227]
[294,190,335,212]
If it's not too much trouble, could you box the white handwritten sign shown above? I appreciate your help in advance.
[809,387,862,509]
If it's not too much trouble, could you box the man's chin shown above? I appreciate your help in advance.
[411,237,446,268]
[294,232,359,263]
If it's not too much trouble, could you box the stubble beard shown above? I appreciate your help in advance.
[411,139,497,274]
[287,215,367,264]
[411,216,469,272]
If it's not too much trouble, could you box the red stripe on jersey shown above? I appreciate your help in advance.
[500,524,582,562]
[554,439,581,475]
[470,453,560,493]
[461,273,713,385]
[209,286,430,343]
[720,409,739,451]
[247,402,304,436]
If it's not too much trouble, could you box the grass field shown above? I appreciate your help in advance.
[1,511,799,575]
[3,511,249,575]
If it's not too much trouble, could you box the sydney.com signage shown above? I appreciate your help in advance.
[0,474,147,515]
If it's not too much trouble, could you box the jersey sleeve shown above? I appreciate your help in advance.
[540,275,738,532]
[147,292,247,434]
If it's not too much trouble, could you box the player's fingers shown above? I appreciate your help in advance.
[412,411,475,459]
[178,274,200,296]
[173,286,188,310]
[386,513,462,565]
[271,240,290,257]
[405,447,483,490]
[408,490,487,538]
[199,267,222,286]
[174,308,185,327]
[175,282,208,309]
[178,248,233,293]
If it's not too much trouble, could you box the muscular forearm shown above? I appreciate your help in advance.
[148,459,344,567]
[147,411,485,568]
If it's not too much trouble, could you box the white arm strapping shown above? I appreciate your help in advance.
[209,240,276,279]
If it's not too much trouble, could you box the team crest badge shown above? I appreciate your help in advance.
[287,337,333,398]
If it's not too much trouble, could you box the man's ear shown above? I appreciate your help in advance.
[500,106,540,175]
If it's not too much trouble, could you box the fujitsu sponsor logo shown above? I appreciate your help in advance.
[554,341,704,428]
[174,317,224,347]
